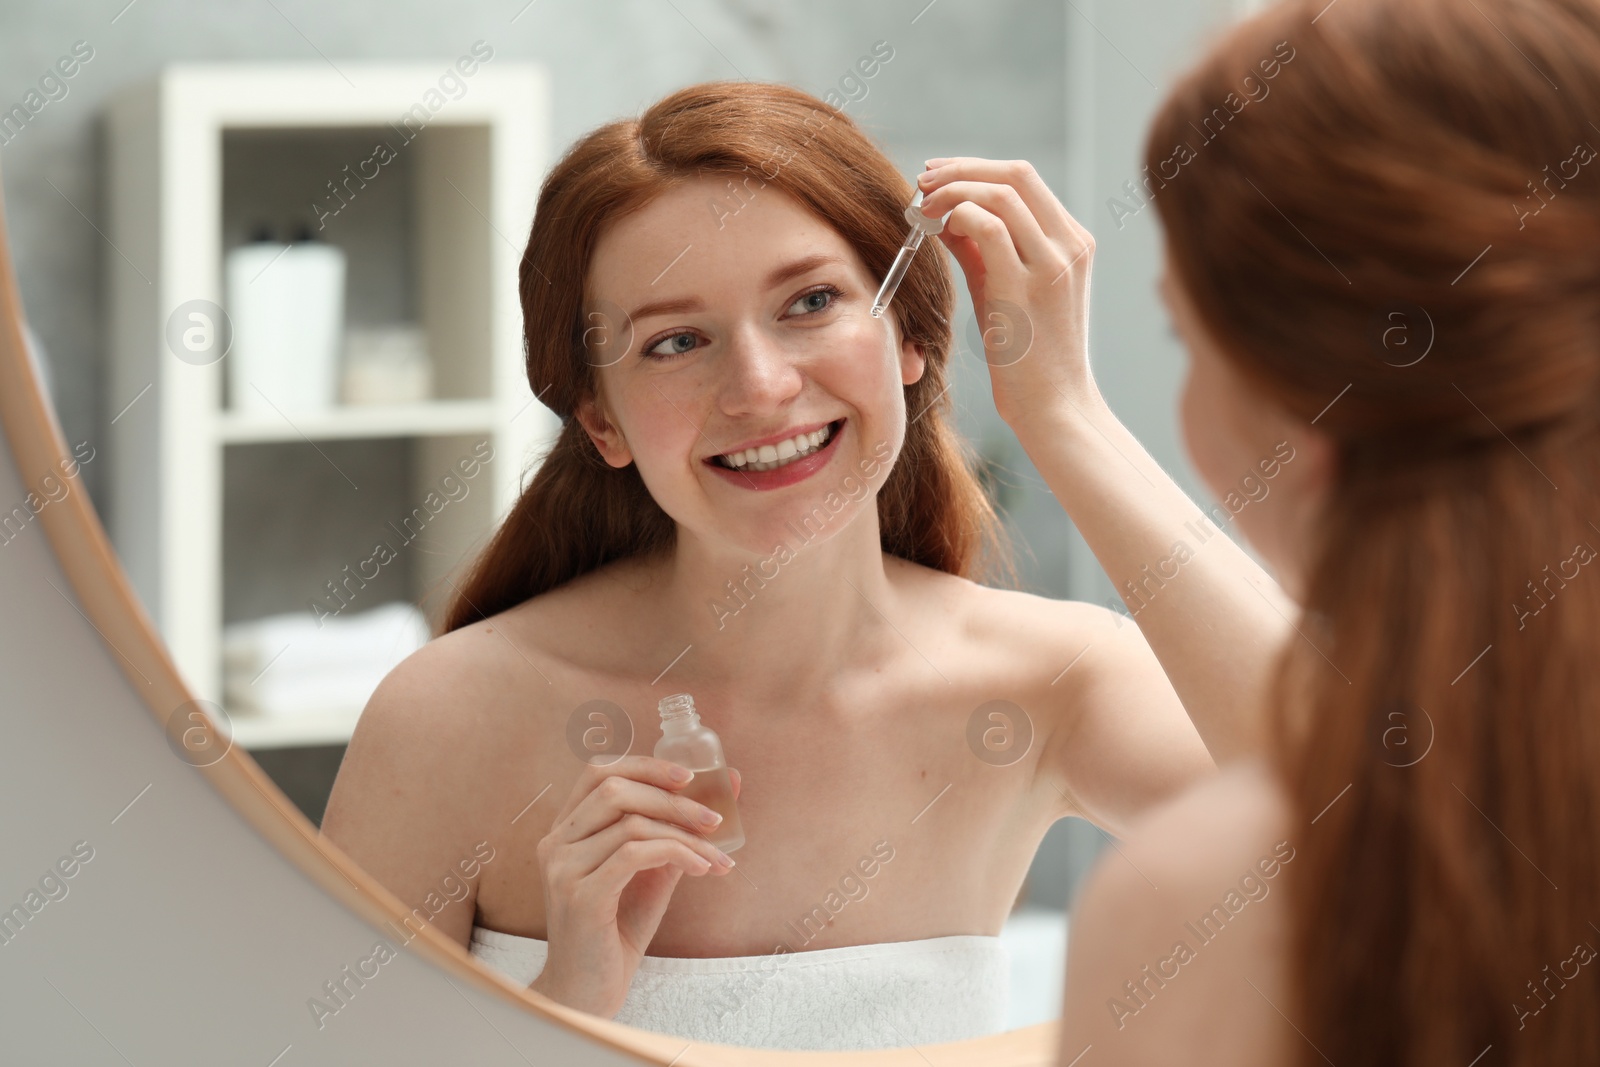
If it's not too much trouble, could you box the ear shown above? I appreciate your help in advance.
[1273,415,1338,544]
[900,337,927,387]
[574,393,633,468]
[1294,420,1338,497]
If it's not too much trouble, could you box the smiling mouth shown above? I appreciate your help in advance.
[712,419,844,472]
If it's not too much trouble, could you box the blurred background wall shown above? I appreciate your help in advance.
[0,0,1263,913]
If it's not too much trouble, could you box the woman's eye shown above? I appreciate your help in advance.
[639,285,841,360]
[788,284,841,316]
[643,331,701,360]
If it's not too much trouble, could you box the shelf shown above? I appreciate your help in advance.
[228,707,362,749]
[106,62,553,722]
[217,398,496,443]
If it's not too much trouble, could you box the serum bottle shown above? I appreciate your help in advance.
[655,693,745,853]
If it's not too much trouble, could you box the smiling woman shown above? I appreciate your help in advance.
[316,79,1279,1053]
[443,80,1009,622]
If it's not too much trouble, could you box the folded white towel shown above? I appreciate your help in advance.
[468,925,1010,1051]
[224,665,393,718]
[222,602,430,717]
[224,601,430,676]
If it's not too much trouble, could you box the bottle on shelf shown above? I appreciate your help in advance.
[224,220,346,414]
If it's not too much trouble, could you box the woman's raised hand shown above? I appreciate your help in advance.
[915,157,1098,429]
[531,756,739,1017]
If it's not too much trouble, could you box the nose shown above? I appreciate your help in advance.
[715,323,804,417]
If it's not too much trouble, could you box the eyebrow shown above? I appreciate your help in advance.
[624,252,849,323]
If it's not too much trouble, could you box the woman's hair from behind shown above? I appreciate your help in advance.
[1149,0,1600,1062]
[441,80,1015,633]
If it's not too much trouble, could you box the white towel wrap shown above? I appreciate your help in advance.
[468,924,1010,1051]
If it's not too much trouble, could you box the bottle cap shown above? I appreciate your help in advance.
[658,692,696,720]
[905,190,946,236]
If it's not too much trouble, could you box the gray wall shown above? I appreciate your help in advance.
[0,0,1249,909]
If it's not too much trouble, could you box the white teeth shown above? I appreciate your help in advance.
[717,422,835,471]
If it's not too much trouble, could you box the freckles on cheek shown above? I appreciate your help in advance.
[629,383,708,467]
[842,321,901,383]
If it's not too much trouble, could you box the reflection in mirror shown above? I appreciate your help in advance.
[19,0,1600,1060]
[3,1,1270,1056]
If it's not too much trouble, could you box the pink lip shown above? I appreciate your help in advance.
[705,418,846,491]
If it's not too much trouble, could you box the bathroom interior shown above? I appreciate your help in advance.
[0,0,1271,1051]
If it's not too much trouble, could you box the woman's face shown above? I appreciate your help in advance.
[577,175,925,555]
[1163,257,1333,602]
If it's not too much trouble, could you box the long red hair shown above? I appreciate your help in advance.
[442,81,1015,633]
[1151,0,1600,1062]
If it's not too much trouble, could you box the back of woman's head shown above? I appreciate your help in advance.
[442,80,1012,633]
[1149,0,1600,1061]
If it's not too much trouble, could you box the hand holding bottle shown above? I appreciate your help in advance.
[531,756,740,1018]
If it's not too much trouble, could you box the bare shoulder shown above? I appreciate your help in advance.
[339,602,551,769]
[1058,759,1298,1065]
[884,553,1117,658]
[327,553,650,829]
[922,569,1208,830]
[943,569,1154,693]
[319,605,558,943]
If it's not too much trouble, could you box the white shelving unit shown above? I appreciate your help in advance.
[105,63,556,749]
[228,708,374,751]
[215,398,498,444]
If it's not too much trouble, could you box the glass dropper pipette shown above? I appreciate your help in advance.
[870,189,948,318]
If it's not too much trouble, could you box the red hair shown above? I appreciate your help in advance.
[442,81,1015,633]
[1150,0,1600,1062]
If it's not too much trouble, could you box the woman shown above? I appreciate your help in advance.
[1035,0,1600,1063]
[320,78,1290,1050]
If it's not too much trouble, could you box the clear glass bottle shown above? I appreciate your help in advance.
[654,693,745,853]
